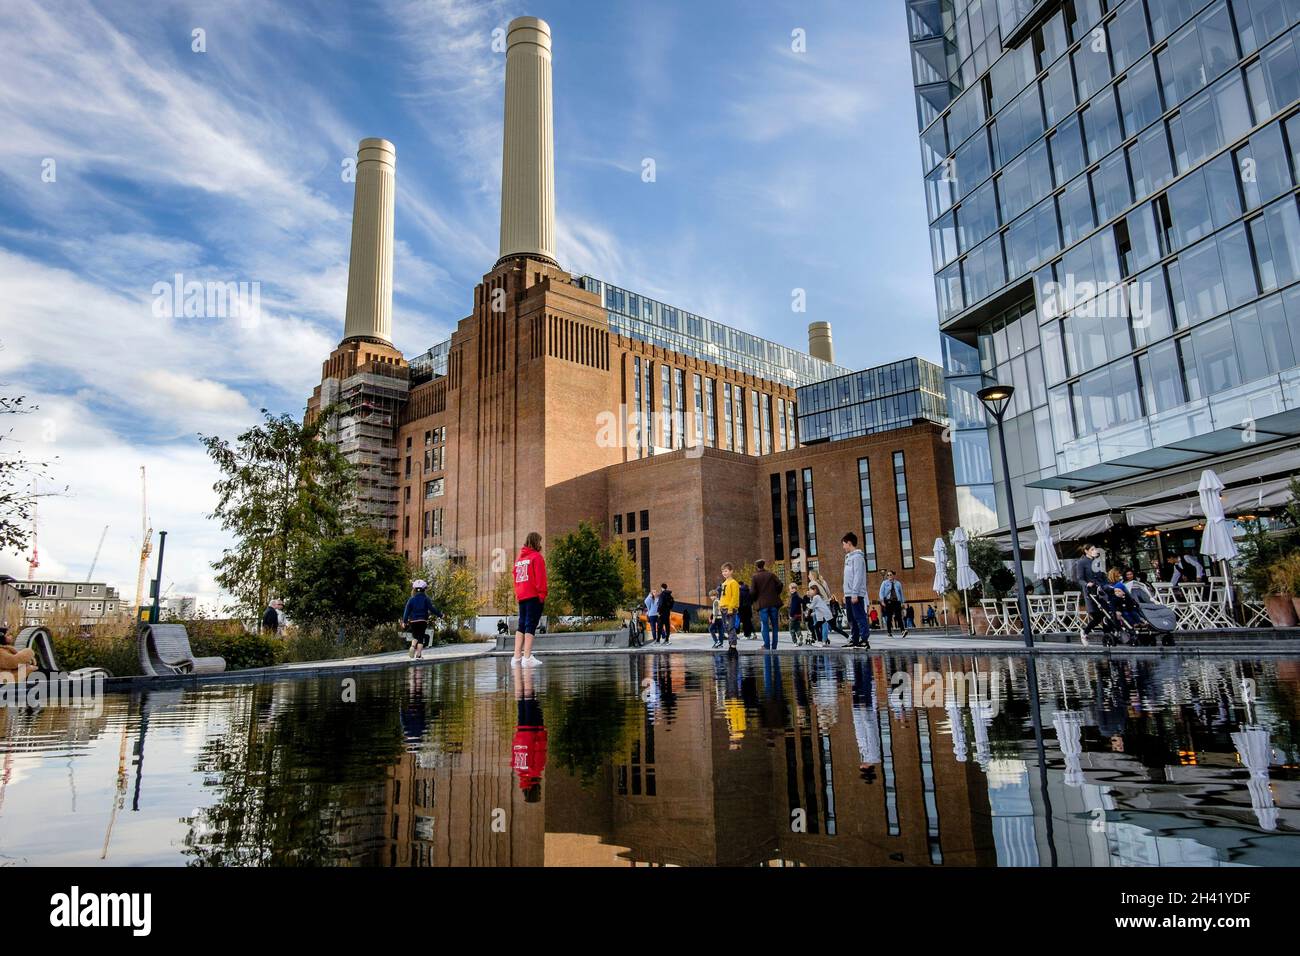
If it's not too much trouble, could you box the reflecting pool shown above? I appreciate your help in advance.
[0,652,1297,866]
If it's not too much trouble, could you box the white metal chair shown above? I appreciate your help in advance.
[980,598,1008,635]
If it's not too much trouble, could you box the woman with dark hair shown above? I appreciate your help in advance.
[1074,544,1134,646]
[512,531,548,667]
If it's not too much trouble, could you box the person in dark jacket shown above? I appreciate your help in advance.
[738,581,755,639]
[1074,545,1131,646]
[402,580,438,659]
[261,599,283,636]
[656,583,675,644]
[788,582,806,645]
[750,560,784,649]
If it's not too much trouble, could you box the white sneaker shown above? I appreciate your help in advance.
[523,654,543,667]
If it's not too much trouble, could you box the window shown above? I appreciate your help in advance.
[1109,0,1151,74]
[1194,315,1242,394]
[692,373,703,447]
[1252,197,1300,291]
[1049,114,1085,186]
[802,467,817,559]
[1165,169,1213,250]
[770,474,784,561]
[1042,58,1076,127]
[627,511,636,533]
[640,537,651,593]
[723,382,734,451]
[893,452,914,569]
[785,471,801,561]
[705,378,717,446]
[661,365,671,446]
[1238,123,1292,209]
[857,458,878,572]
[1129,125,1175,199]
[1058,176,1095,246]
[751,391,761,454]
[1091,151,1132,224]
[640,510,649,531]
[1073,42,1112,103]
[1082,92,1122,163]
[998,139,1053,222]
[674,369,686,449]
[614,513,623,535]
[1117,56,1163,137]
[761,394,773,455]
[777,398,788,450]
[423,478,444,499]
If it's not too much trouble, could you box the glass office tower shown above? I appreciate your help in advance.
[909,0,1300,531]
[796,357,948,442]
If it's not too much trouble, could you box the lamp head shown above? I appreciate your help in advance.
[977,383,1015,419]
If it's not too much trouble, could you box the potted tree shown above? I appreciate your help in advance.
[1238,517,1299,627]
[1268,554,1300,625]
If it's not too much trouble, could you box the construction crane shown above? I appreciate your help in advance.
[132,467,153,623]
[26,479,38,581]
[86,524,109,582]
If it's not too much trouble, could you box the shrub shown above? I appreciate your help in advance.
[284,529,408,628]
[1268,553,1300,597]
[187,629,279,670]
[549,522,626,619]
[48,629,140,677]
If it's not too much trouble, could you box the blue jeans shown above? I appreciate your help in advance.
[846,598,871,644]
[759,606,780,649]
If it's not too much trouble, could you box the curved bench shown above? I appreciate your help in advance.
[13,626,112,679]
[138,623,225,677]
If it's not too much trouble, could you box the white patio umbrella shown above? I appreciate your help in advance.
[1198,469,1240,614]
[953,527,980,634]
[1032,505,1065,633]
[932,537,950,627]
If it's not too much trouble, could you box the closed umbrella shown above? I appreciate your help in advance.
[933,537,950,627]
[1198,469,1239,614]
[1032,505,1064,632]
[1053,709,1085,788]
[954,528,980,635]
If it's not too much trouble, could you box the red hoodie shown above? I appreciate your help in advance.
[512,546,548,602]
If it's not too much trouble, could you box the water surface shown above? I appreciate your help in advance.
[1,652,1297,866]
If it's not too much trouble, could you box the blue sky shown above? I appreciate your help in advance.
[0,0,937,606]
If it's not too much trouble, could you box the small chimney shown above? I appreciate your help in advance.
[808,321,834,363]
[342,138,396,344]
[498,17,557,266]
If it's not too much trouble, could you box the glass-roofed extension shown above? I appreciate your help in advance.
[910,0,1300,532]
[577,276,849,387]
[797,358,949,443]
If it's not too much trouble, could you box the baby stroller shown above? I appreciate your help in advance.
[1124,583,1177,647]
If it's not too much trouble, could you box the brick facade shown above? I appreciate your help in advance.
[315,256,957,610]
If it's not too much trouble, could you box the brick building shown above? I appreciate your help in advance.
[308,16,958,610]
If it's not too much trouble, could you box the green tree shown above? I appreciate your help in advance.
[549,521,624,619]
[282,529,407,628]
[422,560,483,629]
[201,407,353,616]
[612,544,642,609]
[0,390,53,556]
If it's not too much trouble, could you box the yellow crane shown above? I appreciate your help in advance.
[132,467,152,623]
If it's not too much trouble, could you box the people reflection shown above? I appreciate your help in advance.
[511,661,547,803]
[851,659,881,783]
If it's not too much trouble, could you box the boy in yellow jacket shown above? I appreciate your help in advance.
[719,563,741,652]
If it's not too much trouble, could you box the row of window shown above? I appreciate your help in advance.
[628,356,798,459]
[934,23,1300,322]
[613,510,651,535]
[23,600,117,613]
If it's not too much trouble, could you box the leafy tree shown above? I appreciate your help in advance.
[612,544,642,609]
[0,390,53,556]
[942,531,1011,599]
[201,407,353,617]
[490,569,516,614]
[549,521,625,619]
[282,529,407,628]
[422,559,483,628]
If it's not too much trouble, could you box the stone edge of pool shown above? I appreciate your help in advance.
[72,628,1300,693]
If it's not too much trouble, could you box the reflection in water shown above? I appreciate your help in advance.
[0,653,1297,866]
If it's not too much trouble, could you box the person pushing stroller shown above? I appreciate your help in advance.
[1074,544,1136,647]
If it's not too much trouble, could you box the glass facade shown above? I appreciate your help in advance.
[796,357,949,442]
[577,276,850,386]
[911,0,1300,531]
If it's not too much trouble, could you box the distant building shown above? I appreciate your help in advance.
[162,595,198,620]
[13,580,123,627]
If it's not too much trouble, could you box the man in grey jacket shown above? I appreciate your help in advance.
[841,532,870,648]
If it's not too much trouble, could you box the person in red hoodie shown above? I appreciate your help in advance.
[512,531,548,667]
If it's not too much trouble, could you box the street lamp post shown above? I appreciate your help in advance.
[978,384,1034,649]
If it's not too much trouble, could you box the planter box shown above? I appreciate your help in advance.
[1266,595,1299,627]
